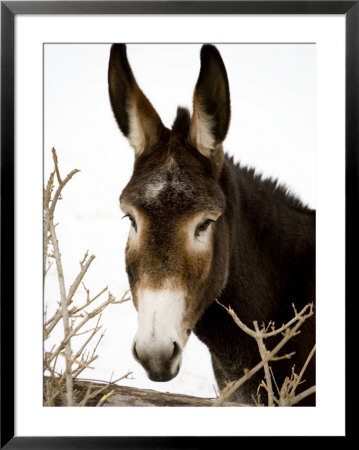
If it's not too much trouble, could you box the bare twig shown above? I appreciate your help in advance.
[253,321,274,406]
[79,372,132,407]
[44,285,114,339]
[289,385,316,406]
[214,302,314,406]
[96,390,115,407]
[48,217,73,406]
[44,148,130,407]
[290,344,316,399]
[47,290,129,366]
[47,148,80,220]
[66,253,96,308]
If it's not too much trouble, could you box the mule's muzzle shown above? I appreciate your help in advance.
[132,339,182,382]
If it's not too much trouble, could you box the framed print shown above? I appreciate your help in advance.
[1,1,356,447]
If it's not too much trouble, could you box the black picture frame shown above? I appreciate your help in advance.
[1,1,356,447]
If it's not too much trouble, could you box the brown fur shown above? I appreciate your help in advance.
[108,44,315,405]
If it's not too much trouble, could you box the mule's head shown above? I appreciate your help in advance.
[108,44,231,381]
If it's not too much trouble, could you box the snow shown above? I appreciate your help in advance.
[43,43,315,399]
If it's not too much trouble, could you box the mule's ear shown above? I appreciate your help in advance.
[108,44,165,157]
[190,44,230,160]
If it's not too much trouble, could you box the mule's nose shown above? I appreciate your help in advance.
[132,339,182,382]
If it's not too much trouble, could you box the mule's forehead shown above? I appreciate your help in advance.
[121,154,225,216]
[142,158,194,203]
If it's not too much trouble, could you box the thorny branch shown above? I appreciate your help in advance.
[214,301,315,406]
[44,148,131,406]
[43,148,79,281]
[48,217,74,405]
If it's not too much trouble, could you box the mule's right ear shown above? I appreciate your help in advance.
[108,44,165,157]
[190,44,231,162]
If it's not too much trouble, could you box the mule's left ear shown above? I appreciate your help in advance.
[190,45,231,164]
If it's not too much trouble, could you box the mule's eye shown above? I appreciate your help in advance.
[195,219,214,237]
[123,214,137,231]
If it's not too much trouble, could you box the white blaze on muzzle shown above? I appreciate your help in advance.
[133,285,188,381]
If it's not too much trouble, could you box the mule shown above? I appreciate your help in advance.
[108,44,315,405]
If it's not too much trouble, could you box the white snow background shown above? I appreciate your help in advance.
[44,43,316,399]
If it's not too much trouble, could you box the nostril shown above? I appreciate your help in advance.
[170,341,180,361]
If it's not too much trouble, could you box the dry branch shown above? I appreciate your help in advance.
[214,301,315,406]
[45,151,80,406]
[43,148,130,406]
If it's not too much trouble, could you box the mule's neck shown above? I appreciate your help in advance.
[220,156,315,323]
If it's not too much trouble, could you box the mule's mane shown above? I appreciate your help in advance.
[170,107,312,213]
[171,106,191,135]
[227,155,313,213]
